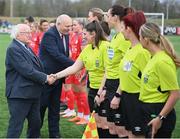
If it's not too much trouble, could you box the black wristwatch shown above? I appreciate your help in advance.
[157,115,166,121]
[114,93,121,98]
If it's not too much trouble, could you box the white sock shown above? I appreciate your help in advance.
[84,115,90,121]
[69,109,75,114]
[64,108,70,113]
[77,112,83,118]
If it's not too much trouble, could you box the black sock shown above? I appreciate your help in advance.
[121,136,128,138]
[97,128,103,138]
[101,129,110,138]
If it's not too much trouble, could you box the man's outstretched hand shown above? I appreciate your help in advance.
[47,74,57,85]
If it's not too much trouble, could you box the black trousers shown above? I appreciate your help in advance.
[40,80,62,138]
[7,98,41,138]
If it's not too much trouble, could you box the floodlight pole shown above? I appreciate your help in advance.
[166,0,176,19]
[166,0,169,19]
[10,0,13,17]
[129,0,132,7]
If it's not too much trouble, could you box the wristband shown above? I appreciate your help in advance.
[103,86,107,90]
[114,93,121,98]
[157,115,166,121]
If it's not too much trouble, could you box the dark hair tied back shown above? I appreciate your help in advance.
[85,20,106,47]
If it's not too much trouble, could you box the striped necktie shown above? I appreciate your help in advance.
[25,44,40,66]
[62,35,67,54]
[24,44,33,54]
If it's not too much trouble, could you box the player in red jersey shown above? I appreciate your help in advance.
[28,22,40,55]
[37,19,49,48]
[24,16,39,55]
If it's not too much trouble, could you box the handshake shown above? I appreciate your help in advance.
[46,74,58,85]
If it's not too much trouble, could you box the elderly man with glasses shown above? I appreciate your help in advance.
[5,24,56,138]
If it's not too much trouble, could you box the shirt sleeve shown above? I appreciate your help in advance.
[101,42,108,68]
[156,60,179,91]
[8,46,47,84]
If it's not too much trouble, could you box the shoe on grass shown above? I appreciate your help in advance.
[75,118,88,125]
[62,111,76,118]
[59,108,70,115]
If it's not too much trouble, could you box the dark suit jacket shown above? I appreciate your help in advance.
[39,26,74,74]
[5,39,47,99]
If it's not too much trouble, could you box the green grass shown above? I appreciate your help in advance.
[0,34,180,138]
[0,34,10,138]
[168,35,180,138]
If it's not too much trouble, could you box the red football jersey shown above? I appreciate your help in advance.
[29,32,40,56]
[38,31,44,44]
[69,32,82,61]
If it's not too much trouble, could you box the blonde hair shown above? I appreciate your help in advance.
[140,22,180,68]
[89,8,104,21]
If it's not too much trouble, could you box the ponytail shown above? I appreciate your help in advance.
[160,35,180,67]
[140,22,180,68]
[94,20,107,47]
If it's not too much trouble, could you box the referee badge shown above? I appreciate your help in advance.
[107,48,114,60]
[123,61,132,71]
[144,74,149,83]
[95,60,99,67]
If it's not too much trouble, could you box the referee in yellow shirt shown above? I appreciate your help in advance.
[139,22,180,138]
[96,5,131,138]
[54,20,110,138]
[111,11,150,138]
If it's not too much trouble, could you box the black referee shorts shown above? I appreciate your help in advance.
[88,87,98,113]
[101,79,123,123]
[121,91,145,135]
[140,102,176,138]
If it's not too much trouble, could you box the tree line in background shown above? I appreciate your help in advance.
[0,0,180,18]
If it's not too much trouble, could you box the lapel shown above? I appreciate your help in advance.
[53,26,69,56]
[28,47,44,68]
[14,39,41,67]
